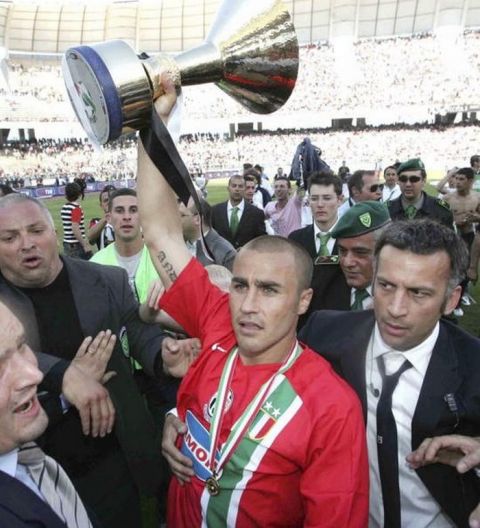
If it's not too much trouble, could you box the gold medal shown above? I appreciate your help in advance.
[206,476,220,496]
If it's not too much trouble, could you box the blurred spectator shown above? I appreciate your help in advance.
[61,182,92,260]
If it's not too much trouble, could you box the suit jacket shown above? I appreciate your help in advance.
[0,470,67,528]
[289,225,350,328]
[0,256,166,496]
[299,309,480,527]
[196,227,237,271]
[211,200,266,249]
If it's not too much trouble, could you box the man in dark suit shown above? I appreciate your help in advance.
[300,219,480,527]
[0,299,96,528]
[211,174,266,248]
[388,158,454,229]
[289,172,349,324]
[331,200,391,312]
[0,193,189,528]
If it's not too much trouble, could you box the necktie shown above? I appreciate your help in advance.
[317,233,331,256]
[18,442,93,528]
[376,357,412,528]
[405,204,417,219]
[351,288,369,310]
[230,206,239,235]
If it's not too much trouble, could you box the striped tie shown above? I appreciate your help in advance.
[18,442,93,528]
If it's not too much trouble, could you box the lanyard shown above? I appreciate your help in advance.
[205,340,302,495]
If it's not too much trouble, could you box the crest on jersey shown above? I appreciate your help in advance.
[248,400,281,441]
[203,389,234,423]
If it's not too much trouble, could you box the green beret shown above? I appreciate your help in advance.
[397,158,425,174]
[332,201,391,239]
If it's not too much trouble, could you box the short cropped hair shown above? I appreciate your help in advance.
[241,235,313,292]
[65,182,81,202]
[0,193,55,228]
[307,171,342,196]
[243,168,261,186]
[456,167,474,180]
[108,188,137,212]
[0,184,15,196]
[274,176,291,188]
[374,219,468,294]
[228,174,244,186]
[348,170,375,195]
[470,155,480,167]
[99,184,116,203]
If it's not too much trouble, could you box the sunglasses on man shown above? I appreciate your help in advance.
[369,183,384,192]
[398,175,422,183]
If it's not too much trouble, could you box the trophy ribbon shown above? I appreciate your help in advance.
[140,109,215,260]
[205,341,302,496]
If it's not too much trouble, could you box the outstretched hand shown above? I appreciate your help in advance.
[162,336,201,378]
[407,434,480,473]
[73,329,117,384]
[62,330,117,437]
[139,279,165,324]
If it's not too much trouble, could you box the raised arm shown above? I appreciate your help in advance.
[137,73,191,290]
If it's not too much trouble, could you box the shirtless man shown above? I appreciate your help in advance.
[443,167,480,250]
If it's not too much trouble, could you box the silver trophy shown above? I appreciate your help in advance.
[62,0,299,145]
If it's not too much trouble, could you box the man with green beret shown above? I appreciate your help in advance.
[331,201,390,311]
[387,158,454,229]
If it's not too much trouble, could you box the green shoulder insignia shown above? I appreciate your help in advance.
[436,198,451,210]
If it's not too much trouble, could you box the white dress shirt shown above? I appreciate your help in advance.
[382,184,401,202]
[338,198,356,219]
[227,199,245,225]
[0,449,44,500]
[252,191,264,210]
[366,323,455,528]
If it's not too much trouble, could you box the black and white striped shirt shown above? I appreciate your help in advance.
[61,202,85,244]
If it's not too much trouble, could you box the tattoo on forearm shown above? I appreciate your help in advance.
[158,251,178,282]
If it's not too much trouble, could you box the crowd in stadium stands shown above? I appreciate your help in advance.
[2,30,480,528]
[0,138,137,185]
[0,32,479,122]
[0,124,478,184]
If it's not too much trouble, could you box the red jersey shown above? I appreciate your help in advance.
[161,258,368,527]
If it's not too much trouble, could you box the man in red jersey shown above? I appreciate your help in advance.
[137,75,369,528]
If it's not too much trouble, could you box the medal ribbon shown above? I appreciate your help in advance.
[207,341,302,479]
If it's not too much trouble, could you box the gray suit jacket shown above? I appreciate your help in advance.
[196,228,237,271]
[0,256,166,495]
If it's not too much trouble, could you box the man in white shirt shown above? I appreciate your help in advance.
[300,219,480,527]
[382,165,401,202]
[0,299,95,527]
[331,200,391,311]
